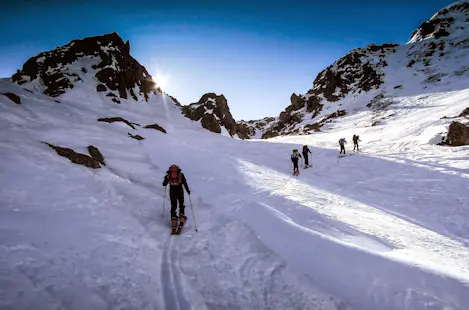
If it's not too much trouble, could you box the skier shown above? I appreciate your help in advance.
[302,145,312,168]
[162,165,191,233]
[338,138,347,155]
[353,134,361,152]
[291,149,302,175]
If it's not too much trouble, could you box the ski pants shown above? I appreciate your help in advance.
[303,153,309,166]
[169,190,185,219]
[340,144,346,154]
[292,159,299,173]
[353,142,359,151]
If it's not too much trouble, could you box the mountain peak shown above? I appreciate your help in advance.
[12,32,159,103]
[408,0,469,43]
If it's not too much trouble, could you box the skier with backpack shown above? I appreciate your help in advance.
[302,145,312,168]
[162,165,191,234]
[338,138,347,155]
[291,149,302,175]
[353,134,361,152]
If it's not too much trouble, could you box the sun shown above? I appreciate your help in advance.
[155,73,169,90]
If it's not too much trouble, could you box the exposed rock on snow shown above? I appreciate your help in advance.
[97,117,138,129]
[181,93,239,137]
[12,32,158,101]
[46,143,101,169]
[1,92,21,104]
[128,133,145,140]
[445,121,469,146]
[459,107,469,117]
[87,145,105,166]
[144,123,167,134]
[96,84,107,92]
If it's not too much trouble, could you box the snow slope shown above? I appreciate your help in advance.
[0,80,344,310]
[2,67,469,309]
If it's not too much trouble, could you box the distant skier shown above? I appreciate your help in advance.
[302,145,312,168]
[353,134,361,152]
[163,165,191,232]
[291,149,302,175]
[338,138,347,154]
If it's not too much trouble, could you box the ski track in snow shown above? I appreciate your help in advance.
[161,236,191,310]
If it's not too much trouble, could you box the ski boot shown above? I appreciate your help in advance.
[171,217,178,234]
[179,214,187,227]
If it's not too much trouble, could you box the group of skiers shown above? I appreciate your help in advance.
[291,134,361,175]
[338,134,361,154]
[163,134,362,231]
[291,145,312,175]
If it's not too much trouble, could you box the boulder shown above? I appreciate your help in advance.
[445,121,469,146]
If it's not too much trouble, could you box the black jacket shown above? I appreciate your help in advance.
[163,172,190,194]
[302,146,311,154]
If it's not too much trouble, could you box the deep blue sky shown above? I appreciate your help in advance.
[0,0,452,120]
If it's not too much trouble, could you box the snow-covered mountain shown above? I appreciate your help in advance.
[245,0,469,144]
[1,2,469,310]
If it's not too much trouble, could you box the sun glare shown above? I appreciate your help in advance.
[155,73,169,90]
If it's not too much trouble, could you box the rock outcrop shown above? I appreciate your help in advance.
[97,117,139,129]
[144,123,166,134]
[128,133,145,140]
[46,143,101,169]
[182,93,240,137]
[12,32,159,102]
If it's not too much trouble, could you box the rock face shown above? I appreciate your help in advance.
[237,117,276,139]
[12,32,159,102]
[181,93,240,137]
[243,1,469,139]
[445,121,469,146]
[1,92,21,104]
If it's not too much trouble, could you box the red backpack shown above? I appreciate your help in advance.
[168,165,182,185]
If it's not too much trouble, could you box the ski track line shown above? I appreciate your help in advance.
[161,236,179,310]
[161,234,191,310]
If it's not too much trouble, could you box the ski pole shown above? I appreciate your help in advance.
[188,195,198,232]
[161,186,167,218]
